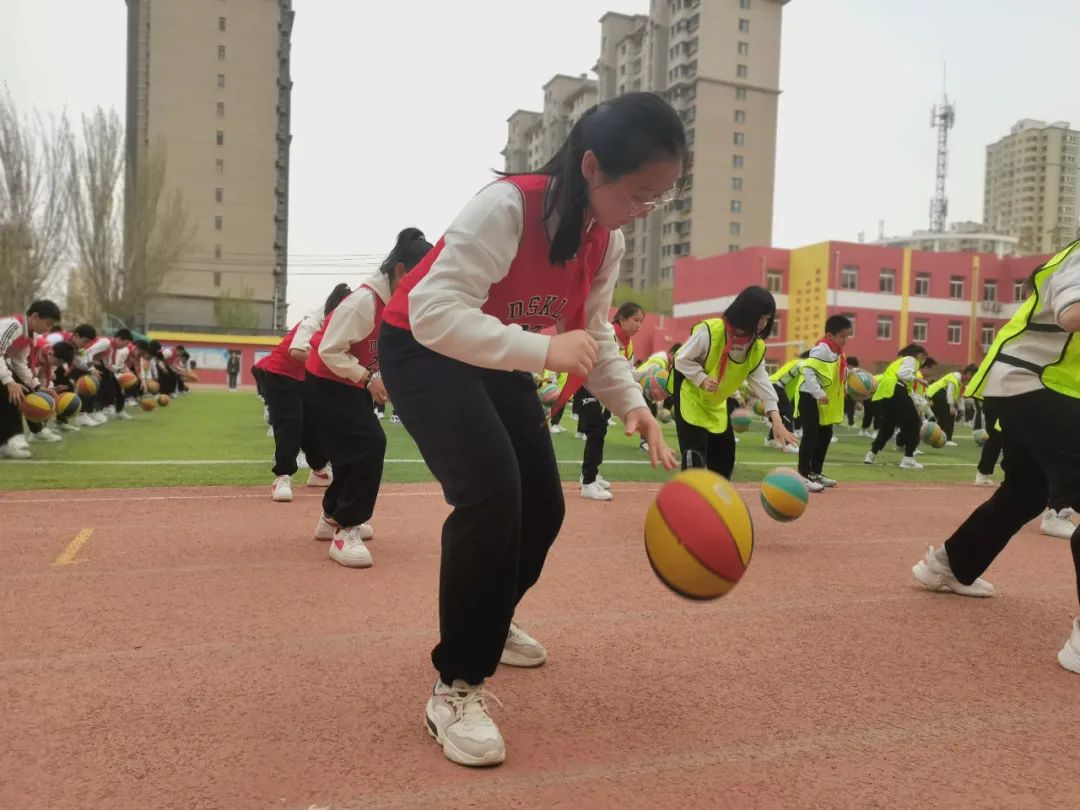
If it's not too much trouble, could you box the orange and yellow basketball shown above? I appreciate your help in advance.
[157,394,170,407]
[644,469,754,600]
[56,391,82,419]
[19,391,55,423]
[146,379,160,395]
[759,467,809,522]
[919,421,946,449]
[846,369,877,402]
[117,371,139,391]
[139,395,157,411]
[75,375,98,398]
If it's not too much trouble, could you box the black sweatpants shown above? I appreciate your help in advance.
[943,390,1080,602]
[861,399,879,431]
[931,391,956,440]
[0,392,23,444]
[261,370,328,477]
[673,373,736,478]
[379,324,566,686]
[575,388,608,485]
[306,374,386,529]
[767,383,794,440]
[253,367,267,400]
[797,392,834,477]
[844,395,856,427]
[976,401,1003,476]
[871,387,921,458]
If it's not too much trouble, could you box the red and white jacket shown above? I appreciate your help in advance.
[0,314,38,388]
[305,277,389,387]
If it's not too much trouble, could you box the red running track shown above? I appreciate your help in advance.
[1,482,1077,809]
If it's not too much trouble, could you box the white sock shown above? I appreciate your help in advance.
[934,546,951,567]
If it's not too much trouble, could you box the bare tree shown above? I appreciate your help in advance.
[67,107,193,326]
[0,86,72,309]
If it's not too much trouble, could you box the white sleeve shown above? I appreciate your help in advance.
[896,357,917,384]
[747,361,779,413]
[0,318,17,386]
[946,377,957,406]
[290,312,322,354]
[580,231,647,420]
[408,183,550,373]
[1048,252,1080,328]
[318,291,375,384]
[112,346,130,371]
[799,343,832,400]
[674,328,711,387]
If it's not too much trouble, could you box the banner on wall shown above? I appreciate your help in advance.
[186,347,232,371]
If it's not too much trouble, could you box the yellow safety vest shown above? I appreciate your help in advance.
[636,352,669,376]
[966,240,1080,400]
[926,371,961,400]
[873,356,923,402]
[676,319,767,432]
[796,354,845,425]
[769,358,799,385]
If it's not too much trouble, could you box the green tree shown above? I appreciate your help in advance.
[214,286,259,330]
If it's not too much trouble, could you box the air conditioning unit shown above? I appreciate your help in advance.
[981,300,1003,313]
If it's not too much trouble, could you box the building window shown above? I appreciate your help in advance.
[217,101,225,117]
[734,110,746,124]
[770,316,781,338]
[766,269,783,293]
[216,130,224,146]
[214,245,222,260]
[732,155,744,169]
[740,0,751,7]
[1013,279,1029,300]
[912,318,928,343]
[218,44,226,61]
[730,222,741,236]
[213,271,222,287]
[730,200,742,213]
[983,279,998,301]
[217,73,226,89]
[218,16,226,31]
[947,322,962,345]
[214,215,223,231]
[879,268,896,294]
[877,316,893,340]
[842,313,856,337]
[736,64,748,78]
[732,177,742,191]
[739,18,750,32]
[841,265,858,290]
[729,244,740,253]
[215,158,224,175]
[733,132,745,145]
[738,42,749,56]
[950,276,964,299]
[981,323,996,349]
[215,187,223,203]
[735,87,747,100]
[914,273,930,296]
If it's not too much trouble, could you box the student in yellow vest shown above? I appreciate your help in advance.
[911,240,1080,674]
[927,364,978,446]
[864,344,929,469]
[578,302,645,501]
[546,370,570,434]
[764,351,805,453]
[672,286,798,478]
[634,343,681,452]
[843,356,861,429]
[796,315,853,489]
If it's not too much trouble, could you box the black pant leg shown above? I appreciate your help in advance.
[577,389,608,485]
[844,395,856,426]
[861,400,875,430]
[931,391,954,439]
[768,383,794,439]
[813,424,834,474]
[707,424,737,479]
[977,402,1003,475]
[797,392,821,478]
[676,411,711,471]
[0,395,22,444]
[300,380,330,472]
[262,372,304,477]
[895,390,922,457]
[871,396,897,454]
[379,324,564,686]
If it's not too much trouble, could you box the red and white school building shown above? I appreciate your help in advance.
[631,240,1052,373]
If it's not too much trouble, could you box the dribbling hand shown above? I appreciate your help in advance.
[7,382,24,405]
[545,331,598,377]
[625,407,678,470]
[368,375,389,406]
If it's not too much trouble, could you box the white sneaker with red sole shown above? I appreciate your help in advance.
[307,466,332,487]
[272,474,293,502]
[329,525,373,568]
[315,514,374,542]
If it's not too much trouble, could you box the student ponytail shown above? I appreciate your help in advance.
[323,283,352,316]
[380,227,433,279]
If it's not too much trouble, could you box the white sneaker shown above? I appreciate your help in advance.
[500,622,547,667]
[329,525,373,568]
[1058,619,1080,675]
[307,466,332,487]
[425,680,505,767]
[783,443,799,455]
[314,514,339,541]
[831,436,839,443]
[864,451,876,465]
[296,451,309,470]
[765,439,781,449]
[810,473,837,488]
[945,440,958,447]
[266,425,274,437]
[114,410,133,421]
[103,405,116,419]
[802,476,825,493]
[899,457,924,470]
[56,421,79,432]
[375,410,385,420]
[42,427,63,441]
[914,448,925,457]
[10,434,29,449]
[1040,509,1077,540]
[76,413,96,428]
[29,429,61,443]
[579,474,610,490]
[974,473,996,487]
[912,546,994,597]
[272,474,293,502]
[580,481,613,501]
[575,432,586,440]
[92,412,108,425]
[640,440,650,452]
[549,424,566,434]
[0,441,31,459]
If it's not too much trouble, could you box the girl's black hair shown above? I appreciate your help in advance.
[28,299,61,321]
[380,228,433,279]
[898,343,927,358]
[613,302,644,323]
[923,357,938,370]
[115,328,134,342]
[149,339,162,356]
[324,283,352,316]
[799,350,811,359]
[503,92,686,265]
[669,342,682,355]
[52,341,75,365]
[723,286,776,340]
[847,356,860,367]
[134,339,151,353]
[74,323,97,340]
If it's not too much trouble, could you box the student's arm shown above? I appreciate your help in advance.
[1050,252,1080,331]
[673,329,710,387]
[288,311,322,363]
[580,231,647,420]
[747,362,779,413]
[0,318,21,390]
[896,357,917,384]
[800,343,831,400]
[318,291,375,385]
[408,182,549,373]
[9,347,38,389]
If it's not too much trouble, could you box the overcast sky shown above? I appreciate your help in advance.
[2,0,1077,320]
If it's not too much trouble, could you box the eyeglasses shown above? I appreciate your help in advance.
[620,185,681,215]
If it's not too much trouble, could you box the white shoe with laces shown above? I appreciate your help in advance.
[307,465,332,487]
[272,474,293,502]
[945,440,958,447]
[29,429,61,443]
[1041,508,1078,540]
[579,474,610,490]
[91,412,108,425]
[912,545,995,597]
[810,473,837,488]
[0,440,31,459]
[425,680,506,767]
[114,410,133,421]
[864,451,876,465]
[1058,619,1080,675]
[329,525,373,568]
[900,457,924,470]
[765,439,781,449]
[314,514,373,542]
[974,473,996,487]
[57,421,79,432]
[580,481,613,501]
[76,413,95,428]
[500,622,547,667]
[801,476,825,493]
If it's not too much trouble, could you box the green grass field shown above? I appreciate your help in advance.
[0,389,992,491]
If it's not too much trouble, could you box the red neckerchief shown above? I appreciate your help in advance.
[612,322,632,359]
[820,336,847,380]
[715,318,751,383]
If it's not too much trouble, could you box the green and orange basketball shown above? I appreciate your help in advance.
[730,408,754,433]
[919,421,947,449]
[644,470,754,600]
[759,468,809,522]
[846,369,877,402]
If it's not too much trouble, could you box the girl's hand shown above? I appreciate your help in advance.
[702,378,719,393]
[625,407,678,470]
[545,331,598,377]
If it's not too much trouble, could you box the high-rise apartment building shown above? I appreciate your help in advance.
[502,0,789,312]
[984,119,1080,255]
[125,0,294,332]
